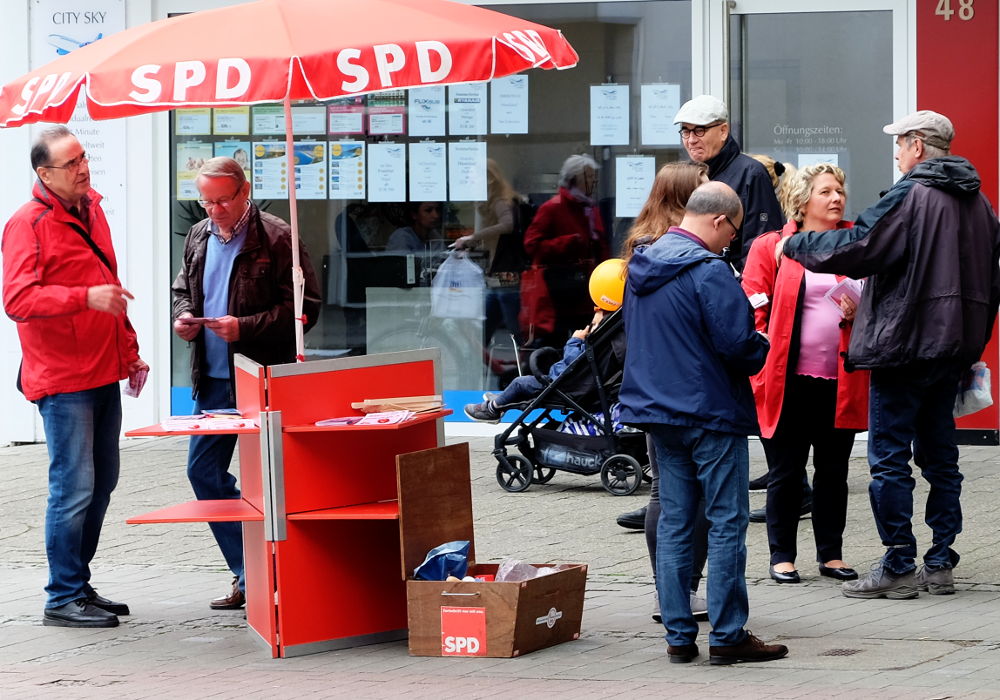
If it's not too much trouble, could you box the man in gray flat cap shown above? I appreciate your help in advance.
[777,110,1000,600]
[674,94,783,268]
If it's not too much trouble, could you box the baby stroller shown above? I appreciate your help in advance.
[492,309,649,495]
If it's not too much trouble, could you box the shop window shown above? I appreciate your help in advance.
[168,1,691,415]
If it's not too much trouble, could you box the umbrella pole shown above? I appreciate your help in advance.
[285,96,306,362]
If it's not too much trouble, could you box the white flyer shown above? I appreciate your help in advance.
[448,141,487,202]
[448,83,488,136]
[367,143,407,202]
[176,141,214,200]
[409,142,447,202]
[252,105,285,135]
[214,140,252,177]
[328,141,366,200]
[490,74,529,134]
[590,85,630,146]
[640,84,681,146]
[614,156,655,218]
[291,105,328,135]
[292,141,327,199]
[252,142,289,198]
[408,86,446,137]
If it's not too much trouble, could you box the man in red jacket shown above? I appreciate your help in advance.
[2,126,148,628]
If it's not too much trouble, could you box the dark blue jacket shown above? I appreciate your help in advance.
[783,156,1000,369]
[705,136,784,268]
[619,230,770,435]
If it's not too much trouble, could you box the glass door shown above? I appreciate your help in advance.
[717,0,911,219]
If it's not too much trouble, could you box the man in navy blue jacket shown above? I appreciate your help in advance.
[674,95,784,269]
[620,182,786,666]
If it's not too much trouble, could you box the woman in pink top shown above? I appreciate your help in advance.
[742,163,869,584]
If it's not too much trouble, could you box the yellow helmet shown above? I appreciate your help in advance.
[589,258,627,311]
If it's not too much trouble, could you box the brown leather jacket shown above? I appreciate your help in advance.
[172,204,322,398]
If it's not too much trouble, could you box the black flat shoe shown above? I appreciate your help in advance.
[819,565,858,581]
[769,565,800,584]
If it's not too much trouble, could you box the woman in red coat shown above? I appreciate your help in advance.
[522,154,608,345]
[742,163,869,584]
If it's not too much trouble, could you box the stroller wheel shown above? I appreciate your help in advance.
[601,454,643,496]
[496,455,533,493]
[532,465,556,484]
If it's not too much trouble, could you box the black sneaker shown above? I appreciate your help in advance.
[616,505,647,530]
[748,498,811,524]
[748,473,769,492]
[43,599,119,628]
[464,401,502,423]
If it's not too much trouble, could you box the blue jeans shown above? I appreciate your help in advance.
[188,377,244,591]
[37,383,122,609]
[868,361,964,575]
[495,374,544,406]
[649,425,750,647]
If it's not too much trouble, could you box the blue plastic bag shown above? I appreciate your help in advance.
[413,540,471,581]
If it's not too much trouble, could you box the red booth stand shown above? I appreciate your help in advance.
[126,349,449,658]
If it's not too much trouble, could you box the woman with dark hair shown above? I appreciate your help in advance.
[742,163,868,584]
[615,160,711,622]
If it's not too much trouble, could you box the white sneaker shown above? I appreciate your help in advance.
[690,591,708,620]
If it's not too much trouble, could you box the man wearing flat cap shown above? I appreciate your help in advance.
[674,95,783,268]
[778,110,1000,601]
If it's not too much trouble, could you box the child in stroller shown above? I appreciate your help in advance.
[465,260,648,495]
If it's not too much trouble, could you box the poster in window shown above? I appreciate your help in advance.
[328,100,366,135]
[176,141,214,200]
[329,141,366,200]
[291,105,328,135]
[213,107,251,135]
[614,156,655,218]
[252,105,285,135]
[214,140,252,178]
[176,108,212,135]
[448,84,488,136]
[448,141,487,201]
[409,142,447,202]
[490,75,529,134]
[292,140,328,199]
[368,143,407,202]
[590,85,629,146]
[369,106,407,135]
[252,142,288,198]
[640,84,681,146]
[408,86,446,137]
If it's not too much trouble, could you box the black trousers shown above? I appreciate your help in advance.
[761,374,856,565]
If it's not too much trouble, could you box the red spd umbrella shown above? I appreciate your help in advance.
[0,0,578,359]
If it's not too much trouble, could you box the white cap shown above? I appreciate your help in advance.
[673,95,729,126]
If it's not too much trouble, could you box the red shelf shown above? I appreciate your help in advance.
[126,422,260,437]
[127,499,264,524]
[283,409,451,432]
[287,501,400,520]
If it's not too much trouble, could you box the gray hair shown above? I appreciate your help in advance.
[904,132,949,160]
[783,162,846,223]
[30,125,73,170]
[684,182,742,220]
[198,156,247,186]
[558,154,598,188]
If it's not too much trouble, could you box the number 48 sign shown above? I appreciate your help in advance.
[935,0,975,21]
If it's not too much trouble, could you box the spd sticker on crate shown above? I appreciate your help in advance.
[441,606,487,656]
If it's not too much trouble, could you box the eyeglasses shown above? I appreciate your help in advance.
[679,123,723,140]
[43,151,89,172]
[725,216,741,235]
[198,187,243,209]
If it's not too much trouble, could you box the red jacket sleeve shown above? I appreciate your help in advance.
[740,231,781,334]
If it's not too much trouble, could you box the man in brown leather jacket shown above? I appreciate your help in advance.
[171,156,321,610]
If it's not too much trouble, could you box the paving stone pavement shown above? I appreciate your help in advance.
[2,434,999,699]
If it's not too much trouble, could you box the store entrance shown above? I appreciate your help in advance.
[723,2,906,221]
